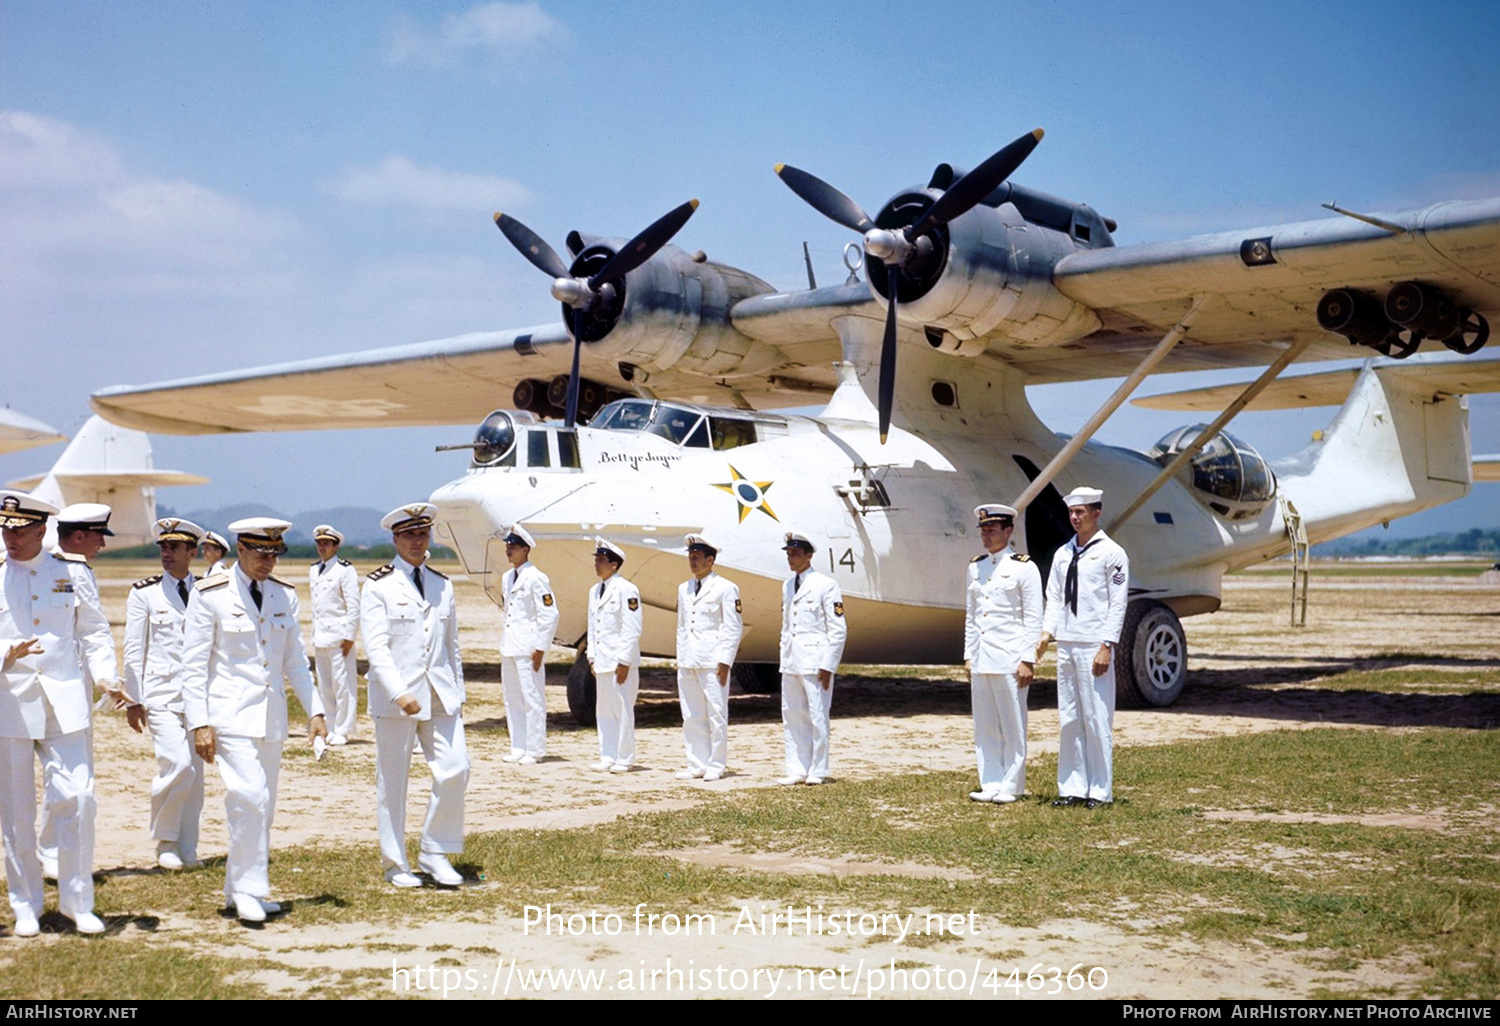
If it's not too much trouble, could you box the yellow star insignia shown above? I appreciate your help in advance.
[712,465,778,523]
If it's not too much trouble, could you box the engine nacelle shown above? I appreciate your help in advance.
[866,191,1102,347]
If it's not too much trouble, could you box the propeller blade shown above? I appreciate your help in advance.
[588,199,700,287]
[878,276,899,444]
[494,212,571,279]
[906,129,1044,238]
[775,164,876,234]
[563,335,583,428]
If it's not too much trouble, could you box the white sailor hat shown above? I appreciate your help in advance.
[974,503,1017,526]
[154,517,204,545]
[684,532,719,556]
[381,502,437,535]
[594,537,626,564]
[1062,486,1104,508]
[781,531,816,552]
[56,502,114,536]
[229,516,293,554]
[504,523,536,548]
[313,524,345,544]
[202,531,229,553]
[0,490,57,529]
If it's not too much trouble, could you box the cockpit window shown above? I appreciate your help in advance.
[472,411,518,467]
[592,400,655,433]
[591,399,768,452]
[1149,425,1275,505]
[710,417,757,450]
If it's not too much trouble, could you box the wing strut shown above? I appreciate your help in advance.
[1106,335,1316,532]
[1013,295,1215,511]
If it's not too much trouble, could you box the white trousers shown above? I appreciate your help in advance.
[375,711,469,873]
[314,645,359,740]
[0,732,94,919]
[594,664,639,767]
[500,656,547,758]
[678,667,728,774]
[780,672,833,779]
[212,734,281,901]
[972,672,1027,796]
[1056,642,1115,801]
[146,705,204,858]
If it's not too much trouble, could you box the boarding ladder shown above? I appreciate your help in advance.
[1280,496,1310,627]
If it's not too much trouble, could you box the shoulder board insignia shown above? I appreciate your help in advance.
[1011,553,1031,562]
[197,575,230,591]
[627,597,639,611]
[309,560,320,567]
[542,593,554,607]
[338,557,353,567]
[970,553,986,563]
[132,574,164,590]
[833,601,844,617]
[426,566,449,580]
[268,574,293,587]
[734,598,743,613]
[53,551,87,564]
[367,564,395,581]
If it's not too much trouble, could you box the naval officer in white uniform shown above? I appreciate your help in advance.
[963,503,1043,804]
[0,491,115,936]
[587,538,642,773]
[122,517,206,871]
[181,517,327,922]
[675,534,742,782]
[498,524,557,765]
[200,532,231,577]
[309,524,360,746]
[1037,487,1129,808]
[361,503,468,889]
[776,532,845,786]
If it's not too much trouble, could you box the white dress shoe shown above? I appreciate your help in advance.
[609,762,631,774]
[969,788,1000,803]
[418,853,464,887]
[13,913,39,938]
[385,868,422,889]
[593,758,614,771]
[327,733,348,746]
[517,755,538,766]
[777,774,805,786]
[804,776,824,786]
[70,911,106,935]
[702,769,724,781]
[260,899,283,916]
[39,854,58,881]
[502,751,525,763]
[991,792,1019,804]
[674,768,704,780]
[157,843,184,871]
[232,893,266,922]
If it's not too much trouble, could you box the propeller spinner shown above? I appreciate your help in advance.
[495,199,699,427]
[776,129,1044,442]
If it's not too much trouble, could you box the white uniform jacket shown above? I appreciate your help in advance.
[309,558,360,648]
[0,552,115,739]
[499,562,559,658]
[1041,531,1129,644]
[964,547,1044,674]
[676,573,743,669]
[779,570,846,676]
[361,560,464,719]
[180,569,323,740]
[122,573,195,709]
[588,576,642,674]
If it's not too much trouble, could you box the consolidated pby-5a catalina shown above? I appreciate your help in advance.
[92,129,1500,719]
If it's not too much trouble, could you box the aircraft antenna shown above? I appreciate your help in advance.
[802,242,817,290]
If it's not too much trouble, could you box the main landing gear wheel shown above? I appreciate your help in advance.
[567,641,596,727]
[1115,599,1187,708]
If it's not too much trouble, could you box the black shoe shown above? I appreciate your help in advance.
[1084,798,1100,809]
[1051,796,1085,808]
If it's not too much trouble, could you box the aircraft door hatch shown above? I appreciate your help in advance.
[1012,453,1072,585]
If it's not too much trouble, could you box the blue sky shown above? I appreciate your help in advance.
[2,0,1497,536]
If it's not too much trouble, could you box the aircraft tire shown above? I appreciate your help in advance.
[731,663,780,695]
[1115,599,1187,708]
[566,643,597,727]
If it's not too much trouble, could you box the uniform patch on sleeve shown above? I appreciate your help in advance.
[542,593,554,607]
[627,597,639,611]
[734,598,743,613]
[1112,566,1126,584]
[833,601,844,617]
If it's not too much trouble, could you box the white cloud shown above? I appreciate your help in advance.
[388,1,566,73]
[327,155,532,213]
[0,110,122,190]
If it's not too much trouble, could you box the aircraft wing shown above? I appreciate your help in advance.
[1133,349,1500,411]
[1475,456,1500,483]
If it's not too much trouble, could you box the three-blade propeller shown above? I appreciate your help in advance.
[776,129,1043,442]
[495,199,699,427]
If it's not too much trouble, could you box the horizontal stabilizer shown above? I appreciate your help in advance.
[0,410,67,456]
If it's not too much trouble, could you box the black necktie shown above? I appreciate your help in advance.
[794,573,802,594]
[598,580,606,600]
[693,578,701,595]
[1064,539,1100,615]
[319,561,328,575]
[412,567,424,599]
[250,581,263,611]
[178,579,190,606]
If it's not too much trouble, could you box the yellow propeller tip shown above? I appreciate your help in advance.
[1032,128,1045,140]
[689,198,700,210]
[774,162,785,174]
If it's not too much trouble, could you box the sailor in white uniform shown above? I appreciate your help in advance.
[181,517,327,922]
[776,532,846,786]
[675,534,742,782]
[1037,487,1129,808]
[121,517,206,870]
[200,531,231,577]
[498,524,557,765]
[361,503,468,889]
[963,503,1043,804]
[309,524,360,745]
[0,490,115,936]
[587,538,642,773]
